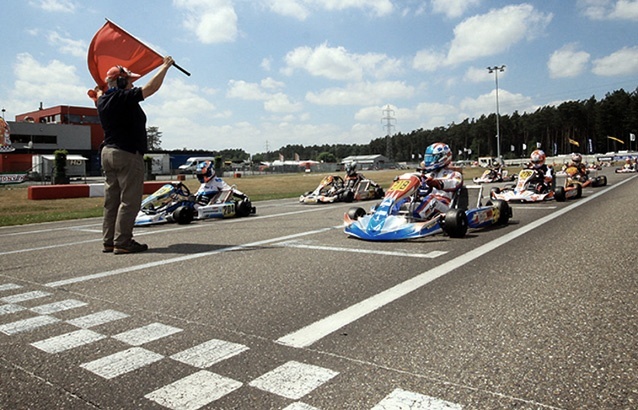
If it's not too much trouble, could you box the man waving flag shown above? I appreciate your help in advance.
[87,19,189,100]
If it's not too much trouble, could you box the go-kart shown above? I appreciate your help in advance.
[135,182,196,226]
[135,182,255,226]
[343,172,511,241]
[194,188,256,220]
[472,168,516,184]
[554,166,607,202]
[490,168,558,202]
[615,164,636,173]
[299,175,383,204]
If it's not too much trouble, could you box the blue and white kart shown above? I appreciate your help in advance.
[135,182,196,226]
[134,182,256,226]
[343,172,511,241]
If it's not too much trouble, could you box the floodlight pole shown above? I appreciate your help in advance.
[487,65,505,160]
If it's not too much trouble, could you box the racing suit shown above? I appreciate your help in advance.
[412,167,463,220]
[195,176,245,205]
[528,164,553,193]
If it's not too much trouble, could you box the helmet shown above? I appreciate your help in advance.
[571,153,582,164]
[195,160,215,183]
[345,161,357,176]
[423,143,452,172]
[530,149,546,169]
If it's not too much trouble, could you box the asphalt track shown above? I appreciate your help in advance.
[0,168,636,409]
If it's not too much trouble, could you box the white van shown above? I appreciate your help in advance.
[178,157,215,173]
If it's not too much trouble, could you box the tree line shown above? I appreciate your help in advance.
[155,87,638,163]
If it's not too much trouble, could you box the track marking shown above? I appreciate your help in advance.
[248,360,339,400]
[0,315,61,335]
[80,347,164,379]
[31,329,106,354]
[372,388,462,410]
[112,323,182,346]
[145,370,242,410]
[170,338,249,369]
[45,226,337,288]
[0,206,335,257]
[66,309,129,328]
[276,240,447,259]
[276,175,636,348]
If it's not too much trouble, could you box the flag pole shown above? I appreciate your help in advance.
[105,18,191,77]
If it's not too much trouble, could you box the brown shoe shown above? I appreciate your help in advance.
[114,240,148,254]
[103,244,114,253]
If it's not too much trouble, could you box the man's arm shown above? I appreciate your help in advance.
[142,56,174,99]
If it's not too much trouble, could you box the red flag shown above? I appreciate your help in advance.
[87,20,164,90]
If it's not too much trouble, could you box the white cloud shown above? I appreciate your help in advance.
[579,0,638,21]
[547,44,591,78]
[31,0,76,13]
[284,43,402,81]
[265,0,394,18]
[226,79,302,113]
[460,89,536,118]
[592,46,638,76]
[447,4,553,66]
[174,0,238,43]
[431,0,481,18]
[306,81,414,105]
[463,66,494,83]
[47,31,86,58]
[11,53,87,109]
[415,4,553,71]
[264,0,310,20]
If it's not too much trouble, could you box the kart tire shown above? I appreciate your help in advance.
[236,200,253,217]
[490,187,501,199]
[375,187,385,198]
[173,206,194,224]
[593,175,607,187]
[442,208,468,238]
[493,200,511,225]
[576,183,582,198]
[347,207,367,221]
[343,190,355,203]
[555,186,566,202]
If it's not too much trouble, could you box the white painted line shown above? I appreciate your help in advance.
[282,403,321,410]
[170,338,249,369]
[372,388,462,410]
[0,304,26,316]
[144,370,242,410]
[0,206,332,257]
[277,241,447,259]
[1,290,51,303]
[45,226,337,288]
[31,329,106,353]
[276,176,635,348]
[112,323,182,346]
[0,315,61,335]
[249,361,339,400]
[80,347,164,379]
[0,284,22,292]
[30,299,88,314]
[67,310,129,328]
[511,205,556,210]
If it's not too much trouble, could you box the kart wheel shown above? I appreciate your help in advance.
[555,186,566,202]
[442,209,468,238]
[492,200,511,225]
[173,206,194,224]
[236,200,253,217]
[343,190,355,203]
[347,207,367,221]
[576,183,582,198]
[593,175,607,187]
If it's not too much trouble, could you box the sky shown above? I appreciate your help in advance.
[1,0,637,156]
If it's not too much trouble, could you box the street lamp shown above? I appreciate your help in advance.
[487,65,505,160]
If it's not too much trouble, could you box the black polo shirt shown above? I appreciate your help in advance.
[97,87,147,155]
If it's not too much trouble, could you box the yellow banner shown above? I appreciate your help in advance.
[568,138,579,147]
[607,136,624,144]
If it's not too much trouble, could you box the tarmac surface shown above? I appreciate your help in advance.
[0,168,636,409]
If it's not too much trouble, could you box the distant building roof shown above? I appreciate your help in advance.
[341,154,388,164]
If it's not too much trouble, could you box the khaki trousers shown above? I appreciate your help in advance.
[101,146,144,247]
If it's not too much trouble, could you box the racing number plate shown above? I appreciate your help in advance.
[389,179,411,192]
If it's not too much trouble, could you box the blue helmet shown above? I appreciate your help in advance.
[195,161,215,183]
[423,142,452,172]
